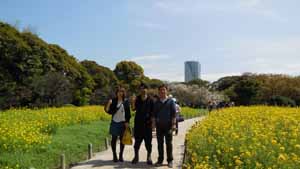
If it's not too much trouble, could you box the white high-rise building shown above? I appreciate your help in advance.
[185,61,201,82]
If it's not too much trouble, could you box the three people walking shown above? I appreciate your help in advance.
[104,84,176,168]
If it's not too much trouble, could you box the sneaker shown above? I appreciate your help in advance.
[168,161,173,168]
[155,161,163,166]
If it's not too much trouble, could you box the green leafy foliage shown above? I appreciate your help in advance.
[81,60,119,104]
[186,79,210,88]
[268,95,296,107]
[214,73,300,106]
[0,21,94,108]
[113,61,163,93]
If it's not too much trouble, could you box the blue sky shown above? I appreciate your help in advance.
[1,0,299,82]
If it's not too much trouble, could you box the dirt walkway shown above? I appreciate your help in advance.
[71,117,204,169]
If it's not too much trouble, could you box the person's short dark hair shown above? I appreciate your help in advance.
[140,83,149,89]
[158,84,168,90]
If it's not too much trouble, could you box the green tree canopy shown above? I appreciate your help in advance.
[81,60,119,104]
[81,60,118,89]
[114,61,144,82]
[114,61,145,92]
[0,21,94,108]
[186,79,210,88]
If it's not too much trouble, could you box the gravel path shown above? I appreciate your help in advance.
[71,117,204,169]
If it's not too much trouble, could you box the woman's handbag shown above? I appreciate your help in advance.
[122,126,132,145]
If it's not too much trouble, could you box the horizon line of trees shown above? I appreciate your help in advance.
[1,21,300,110]
[212,73,300,107]
[0,21,165,110]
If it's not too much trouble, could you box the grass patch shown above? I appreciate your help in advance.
[0,121,110,169]
[181,107,208,119]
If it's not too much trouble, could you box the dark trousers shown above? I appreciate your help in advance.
[111,135,124,157]
[175,120,179,134]
[156,127,173,162]
[134,128,152,154]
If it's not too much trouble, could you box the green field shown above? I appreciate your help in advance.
[0,106,202,169]
[181,107,208,119]
[0,121,110,169]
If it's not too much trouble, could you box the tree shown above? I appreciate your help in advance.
[81,60,119,104]
[186,79,210,88]
[81,60,118,89]
[232,76,261,105]
[147,78,164,89]
[114,61,144,81]
[0,21,95,108]
[212,76,240,91]
[169,83,225,107]
[114,61,145,93]
[31,72,73,107]
[268,95,296,107]
[74,87,92,106]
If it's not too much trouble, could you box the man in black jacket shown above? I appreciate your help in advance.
[131,83,154,165]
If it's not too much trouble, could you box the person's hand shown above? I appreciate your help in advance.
[108,99,112,105]
[105,99,113,113]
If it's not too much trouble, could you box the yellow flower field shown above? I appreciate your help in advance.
[0,106,109,151]
[184,106,300,169]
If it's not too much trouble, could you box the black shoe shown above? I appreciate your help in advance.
[113,155,118,162]
[147,159,153,165]
[155,161,163,166]
[131,156,139,164]
[147,154,153,165]
[119,156,124,162]
[168,161,173,168]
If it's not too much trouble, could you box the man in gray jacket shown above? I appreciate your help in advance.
[153,84,176,168]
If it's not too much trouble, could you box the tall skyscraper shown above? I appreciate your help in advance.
[185,61,201,82]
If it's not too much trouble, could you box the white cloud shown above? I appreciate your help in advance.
[147,71,184,82]
[129,54,171,62]
[236,0,287,22]
[221,37,300,75]
[238,0,264,8]
[129,54,184,81]
[152,0,286,22]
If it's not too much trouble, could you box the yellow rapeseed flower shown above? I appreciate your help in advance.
[278,154,287,161]
[185,106,300,168]
[235,159,243,166]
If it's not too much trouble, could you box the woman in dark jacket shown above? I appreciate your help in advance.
[104,87,131,162]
